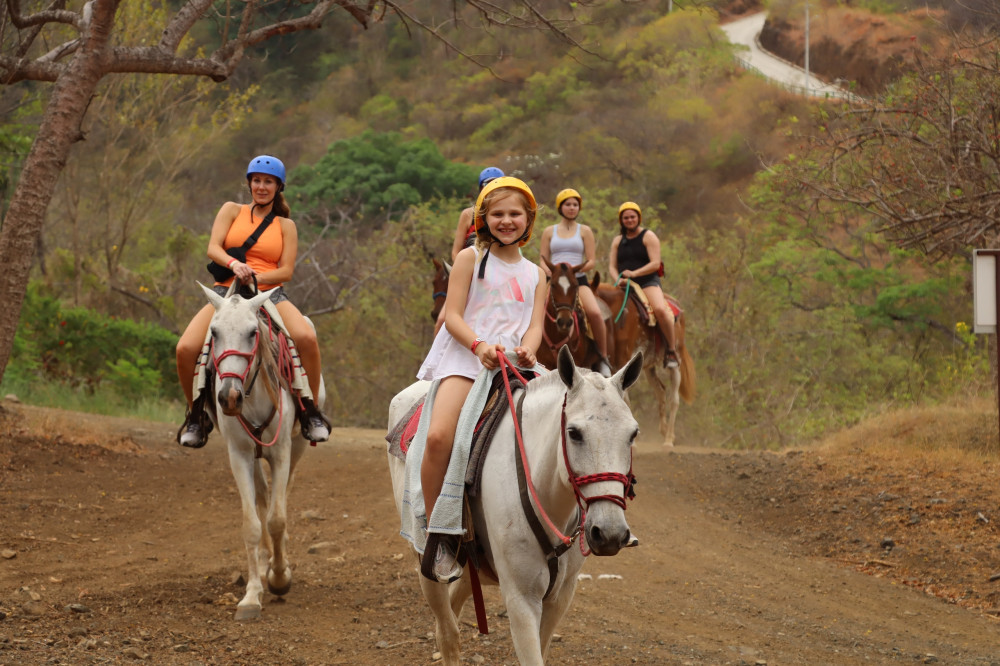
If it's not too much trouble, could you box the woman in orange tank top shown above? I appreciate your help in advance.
[175,155,330,447]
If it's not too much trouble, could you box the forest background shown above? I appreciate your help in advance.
[0,0,994,449]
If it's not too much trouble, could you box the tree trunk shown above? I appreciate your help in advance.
[0,4,114,382]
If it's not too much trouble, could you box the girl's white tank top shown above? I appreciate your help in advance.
[418,249,539,381]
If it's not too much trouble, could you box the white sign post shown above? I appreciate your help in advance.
[973,249,1000,441]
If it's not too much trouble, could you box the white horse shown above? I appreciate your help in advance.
[387,346,644,665]
[200,284,322,621]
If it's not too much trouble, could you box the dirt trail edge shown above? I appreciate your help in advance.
[1,405,998,665]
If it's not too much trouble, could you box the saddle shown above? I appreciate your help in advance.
[623,279,683,327]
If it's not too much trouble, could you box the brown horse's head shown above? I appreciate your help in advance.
[430,258,451,322]
[544,257,585,335]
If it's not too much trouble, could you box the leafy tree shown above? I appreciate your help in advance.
[785,36,1000,258]
[0,0,590,386]
[291,130,478,226]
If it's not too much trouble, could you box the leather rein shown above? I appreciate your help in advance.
[497,354,636,598]
[210,310,295,452]
[542,288,581,354]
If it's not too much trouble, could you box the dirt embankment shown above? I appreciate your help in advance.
[759,8,944,96]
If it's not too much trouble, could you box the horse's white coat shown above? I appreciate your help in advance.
[387,347,643,665]
[201,285,324,621]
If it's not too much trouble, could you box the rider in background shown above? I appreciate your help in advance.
[609,201,679,369]
[175,155,331,447]
[434,166,504,335]
[418,176,545,582]
[539,188,612,377]
[449,166,504,262]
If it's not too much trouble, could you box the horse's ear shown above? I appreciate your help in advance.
[542,256,556,274]
[199,282,225,311]
[571,262,586,275]
[443,261,452,276]
[432,258,442,271]
[593,271,602,290]
[249,289,272,311]
[613,351,643,393]
[557,344,578,389]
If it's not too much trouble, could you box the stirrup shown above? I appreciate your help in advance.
[664,349,679,369]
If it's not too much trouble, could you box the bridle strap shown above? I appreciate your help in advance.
[513,389,572,600]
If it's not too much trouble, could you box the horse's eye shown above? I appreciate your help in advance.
[630,428,639,444]
[567,426,583,443]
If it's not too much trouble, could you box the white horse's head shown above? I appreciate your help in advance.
[200,283,272,416]
[555,345,643,556]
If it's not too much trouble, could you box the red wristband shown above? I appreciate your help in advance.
[226,257,237,268]
[471,337,485,354]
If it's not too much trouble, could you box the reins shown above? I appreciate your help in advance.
[542,289,581,354]
[496,354,637,562]
[210,304,296,450]
[614,272,630,323]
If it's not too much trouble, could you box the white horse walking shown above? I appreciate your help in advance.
[200,284,322,621]
[387,346,644,665]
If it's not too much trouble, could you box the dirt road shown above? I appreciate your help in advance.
[1,404,999,665]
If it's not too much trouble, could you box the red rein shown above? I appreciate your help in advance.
[496,354,635,556]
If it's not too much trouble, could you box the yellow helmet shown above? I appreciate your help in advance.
[555,188,581,213]
[473,176,538,247]
[618,201,642,224]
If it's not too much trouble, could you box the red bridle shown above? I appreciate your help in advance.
[210,320,296,449]
[211,331,260,384]
[543,287,581,353]
[497,354,636,556]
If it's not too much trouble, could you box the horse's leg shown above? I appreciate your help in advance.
[539,578,580,661]
[228,442,266,621]
[645,364,674,448]
[501,590,545,666]
[664,366,681,447]
[264,438,295,597]
[448,572,473,620]
[418,574,462,666]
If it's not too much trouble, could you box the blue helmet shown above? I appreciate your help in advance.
[478,166,504,189]
[246,155,286,186]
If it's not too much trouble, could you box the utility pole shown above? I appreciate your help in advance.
[804,0,811,91]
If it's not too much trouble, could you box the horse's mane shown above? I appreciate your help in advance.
[255,313,285,406]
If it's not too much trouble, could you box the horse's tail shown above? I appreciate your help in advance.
[676,314,696,404]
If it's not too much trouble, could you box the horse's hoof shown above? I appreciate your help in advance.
[267,568,292,596]
[234,605,261,621]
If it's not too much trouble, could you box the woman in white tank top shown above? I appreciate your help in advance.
[538,188,612,377]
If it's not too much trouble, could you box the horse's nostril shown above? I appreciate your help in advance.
[589,525,603,544]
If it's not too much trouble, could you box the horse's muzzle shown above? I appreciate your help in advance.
[218,379,245,416]
[583,505,632,556]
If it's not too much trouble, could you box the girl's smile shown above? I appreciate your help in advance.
[487,193,528,243]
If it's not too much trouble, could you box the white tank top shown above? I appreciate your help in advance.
[418,249,540,381]
[549,224,585,276]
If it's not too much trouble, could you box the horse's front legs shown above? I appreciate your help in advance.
[264,447,294,596]
[228,446,266,621]
[501,591,546,666]
[647,365,679,448]
[418,572,462,666]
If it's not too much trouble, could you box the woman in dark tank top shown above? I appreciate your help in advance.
[608,202,679,368]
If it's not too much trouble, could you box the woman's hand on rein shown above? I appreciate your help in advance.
[233,261,255,283]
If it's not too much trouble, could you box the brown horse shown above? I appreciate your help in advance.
[536,259,605,373]
[430,258,451,323]
[596,283,695,448]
